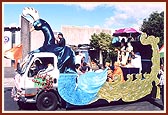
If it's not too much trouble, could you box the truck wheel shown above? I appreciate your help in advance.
[36,91,58,111]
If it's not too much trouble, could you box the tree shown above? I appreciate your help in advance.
[90,32,117,64]
[140,11,164,48]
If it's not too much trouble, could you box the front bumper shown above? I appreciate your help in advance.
[11,87,36,103]
[11,87,22,101]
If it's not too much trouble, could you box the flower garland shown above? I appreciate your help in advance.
[32,73,53,90]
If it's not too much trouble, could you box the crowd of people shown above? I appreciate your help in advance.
[116,37,135,67]
[53,32,126,82]
[75,51,97,75]
[74,51,125,83]
[30,32,164,86]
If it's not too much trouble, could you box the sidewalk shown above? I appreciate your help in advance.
[4,78,15,88]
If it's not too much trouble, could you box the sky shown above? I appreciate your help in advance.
[3,2,165,33]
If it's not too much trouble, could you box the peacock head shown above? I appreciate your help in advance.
[32,19,47,31]
[22,7,43,31]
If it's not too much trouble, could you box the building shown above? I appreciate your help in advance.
[3,17,112,67]
[61,25,111,46]
[3,27,21,67]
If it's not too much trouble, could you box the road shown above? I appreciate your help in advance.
[3,87,164,112]
[2,67,165,112]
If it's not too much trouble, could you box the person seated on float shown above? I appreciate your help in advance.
[80,62,91,73]
[126,42,134,65]
[117,39,127,66]
[108,61,125,82]
[95,64,104,73]
[90,59,99,71]
[107,66,114,82]
[105,61,114,82]
[75,64,83,76]
[55,32,66,47]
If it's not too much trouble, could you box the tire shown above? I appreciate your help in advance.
[36,91,58,111]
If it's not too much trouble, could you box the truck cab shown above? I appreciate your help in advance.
[11,52,61,110]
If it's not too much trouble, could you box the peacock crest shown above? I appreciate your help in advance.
[22,7,40,21]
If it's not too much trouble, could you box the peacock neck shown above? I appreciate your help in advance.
[40,19,55,45]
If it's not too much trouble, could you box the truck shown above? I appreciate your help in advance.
[11,52,62,110]
[11,7,161,111]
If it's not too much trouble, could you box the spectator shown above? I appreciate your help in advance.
[158,64,164,105]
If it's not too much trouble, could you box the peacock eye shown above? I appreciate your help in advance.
[37,23,42,27]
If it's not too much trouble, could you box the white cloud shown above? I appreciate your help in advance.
[70,2,165,32]
[77,3,102,11]
[104,13,129,28]
[114,3,164,19]
[65,2,104,11]
[103,2,165,31]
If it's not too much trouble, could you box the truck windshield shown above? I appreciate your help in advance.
[19,54,34,74]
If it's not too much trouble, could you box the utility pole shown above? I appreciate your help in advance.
[21,16,31,59]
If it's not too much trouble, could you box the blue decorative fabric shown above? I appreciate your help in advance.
[58,68,108,105]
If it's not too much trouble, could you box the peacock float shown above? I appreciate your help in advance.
[22,7,161,106]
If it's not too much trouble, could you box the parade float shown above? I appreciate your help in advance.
[11,7,161,111]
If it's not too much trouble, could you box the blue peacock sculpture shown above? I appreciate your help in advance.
[22,7,109,106]
[22,7,76,73]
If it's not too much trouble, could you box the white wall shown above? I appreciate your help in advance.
[3,31,12,67]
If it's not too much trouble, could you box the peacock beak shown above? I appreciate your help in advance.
[30,26,35,32]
